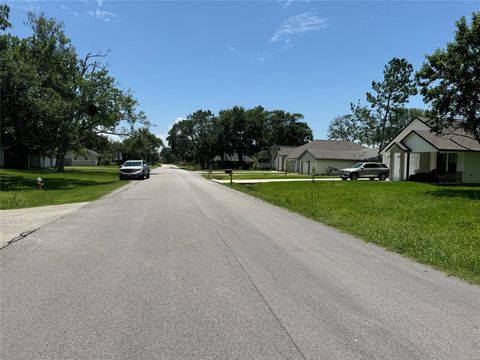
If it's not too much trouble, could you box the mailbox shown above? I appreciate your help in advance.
[224,169,232,174]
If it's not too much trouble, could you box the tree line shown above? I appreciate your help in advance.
[164,106,313,169]
[328,12,480,149]
[1,5,157,171]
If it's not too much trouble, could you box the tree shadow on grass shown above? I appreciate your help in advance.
[427,189,480,200]
[0,175,116,191]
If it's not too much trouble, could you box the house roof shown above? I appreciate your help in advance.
[255,150,271,160]
[286,140,377,160]
[276,146,296,156]
[67,149,100,157]
[418,127,480,151]
[382,117,480,153]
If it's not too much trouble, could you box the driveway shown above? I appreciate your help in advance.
[0,202,89,249]
[1,167,479,359]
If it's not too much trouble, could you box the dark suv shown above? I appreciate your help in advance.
[339,162,389,181]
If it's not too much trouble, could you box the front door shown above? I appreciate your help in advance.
[437,153,447,175]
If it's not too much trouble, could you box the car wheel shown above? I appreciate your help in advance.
[379,173,387,181]
[350,173,359,180]
[369,177,375,181]
[119,175,124,180]
[146,171,150,179]
[341,178,347,181]
[140,172,145,180]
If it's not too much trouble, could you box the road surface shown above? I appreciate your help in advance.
[1,167,479,359]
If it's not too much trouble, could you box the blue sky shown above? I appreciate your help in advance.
[6,0,480,142]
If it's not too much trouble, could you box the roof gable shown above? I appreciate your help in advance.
[380,118,432,154]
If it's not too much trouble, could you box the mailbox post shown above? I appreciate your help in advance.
[225,169,233,185]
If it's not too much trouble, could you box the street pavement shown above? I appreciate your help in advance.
[0,202,89,249]
[1,167,479,359]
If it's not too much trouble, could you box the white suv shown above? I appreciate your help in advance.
[119,160,150,180]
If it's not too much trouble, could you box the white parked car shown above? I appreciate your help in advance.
[119,160,150,180]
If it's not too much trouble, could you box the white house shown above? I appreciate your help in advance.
[380,117,480,184]
[65,149,100,166]
[286,140,378,175]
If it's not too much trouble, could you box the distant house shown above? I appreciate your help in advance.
[286,140,378,175]
[65,149,100,166]
[0,145,56,169]
[270,145,296,171]
[380,117,480,184]
[212,153,253,169]
[254,150,273,170]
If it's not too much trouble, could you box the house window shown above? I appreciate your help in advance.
[84,156,89,160]
[73,156,77,160]
[447,153,457,174]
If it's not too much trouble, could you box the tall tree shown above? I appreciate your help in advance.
[0,10,148,170]
[167,120,196,163]
[327,101,372,143]
[366,57,418,148]
[417,12,480,142]
[267,110,312,146]
[123,128,163,164]
[188,110,216,168]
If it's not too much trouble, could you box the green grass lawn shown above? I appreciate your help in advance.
[231,181,480,284]
[204,172,334,180]
[0,167,128,209]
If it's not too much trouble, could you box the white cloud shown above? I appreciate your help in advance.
[87,7,119,22]
[271,12,327,43]
[228,45,238,53]
[281,0,295,9]
[60,4,79,17]
[249,53,267,63]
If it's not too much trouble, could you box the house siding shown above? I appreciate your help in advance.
[298,151,316,174]
[463,152,480,183]
[380,119,431,155]
[403,132,437,153]
[316,159,357,175]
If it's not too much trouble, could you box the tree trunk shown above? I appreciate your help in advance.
[55,152,66,172]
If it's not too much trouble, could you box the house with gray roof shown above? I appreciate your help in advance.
[379,117,480,184]
[286,140,378,175]
[269,145,296,171]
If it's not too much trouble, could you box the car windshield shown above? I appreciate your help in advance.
[124,161,142,167]
[351,163,364,168]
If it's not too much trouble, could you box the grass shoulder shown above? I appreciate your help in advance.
[0,166,129,209]
[204,172,334,180]
[229,181,480,284]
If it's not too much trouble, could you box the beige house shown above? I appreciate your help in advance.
[270,145,296,171]
[286,140,378,175]
[380,117,480,184]
[65,149,100,166]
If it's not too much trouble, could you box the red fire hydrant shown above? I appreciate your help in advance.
[36,177,45,189]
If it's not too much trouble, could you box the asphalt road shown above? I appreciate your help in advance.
[1,167,479,359]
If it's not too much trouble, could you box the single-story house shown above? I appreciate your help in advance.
[380,117,480,184]
[65,149,99,166]
[270,145,296,171]
[212,153,253,169]
[254,150,273,170]
[0,145,56,169]
[286,140,379,175]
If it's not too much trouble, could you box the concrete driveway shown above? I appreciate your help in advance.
[1,167,479,359]
[0,202,89,249]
